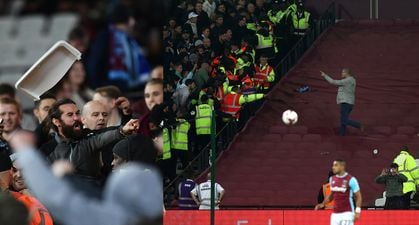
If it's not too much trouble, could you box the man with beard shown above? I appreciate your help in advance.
[45,98,139,181]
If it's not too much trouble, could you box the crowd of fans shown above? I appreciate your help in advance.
[162,0,313,192]
[0,0,318,222]
[0,1,169,225]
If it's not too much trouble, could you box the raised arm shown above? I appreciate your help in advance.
[9,131,127,225]
[320,71,352,86]
[84,119,139,153]
[375,169,388,184]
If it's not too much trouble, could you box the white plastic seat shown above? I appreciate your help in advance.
[48,13,79,41]
[374,191,386,207]
[0,16,15,40]
[0,72,23,84]
[19,38,53,67]
[16,15,46,41]
[0,40,21,68]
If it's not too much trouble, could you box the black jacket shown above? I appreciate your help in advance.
[45,127,125,178]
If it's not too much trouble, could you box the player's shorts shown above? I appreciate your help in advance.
[331,212,354,225]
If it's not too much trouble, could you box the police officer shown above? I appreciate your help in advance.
[268,0,294,57]
[190,173,225,210]
[255,21,277,62]
[289,0,311,40]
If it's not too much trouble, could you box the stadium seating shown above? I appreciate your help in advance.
[214,21,419,207]
[0,13,79,111]
[0,14,78,71]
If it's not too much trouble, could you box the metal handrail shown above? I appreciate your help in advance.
[163,119,235,193]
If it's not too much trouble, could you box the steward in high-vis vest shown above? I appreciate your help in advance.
[255,22,277,60]
[321,183,334,210]
[317,171,334,210]
[290,2,311,36]
[11,191,54,225]
[178,179,198,210]
[268,0,293,45]
[393,146,419,208]
[195,96,212,136]
[254,54,275,92]
[268,0,293,25]
[194,95,213,152]
[162,127,171,160]
[171,118,190,169]
[220,86,264,119]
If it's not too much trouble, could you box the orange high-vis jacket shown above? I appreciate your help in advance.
[322,183,334,210]
[220,93,242,118]
[11,191,54,225]
[254,64,274,89]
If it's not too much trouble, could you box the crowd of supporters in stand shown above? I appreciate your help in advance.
[161,0,313,193]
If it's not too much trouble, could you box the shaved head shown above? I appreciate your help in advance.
[81,101,109,130]
[341,68,352,78]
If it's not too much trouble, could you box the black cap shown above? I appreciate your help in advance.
[0,151,12,172]
[112,135,157,165]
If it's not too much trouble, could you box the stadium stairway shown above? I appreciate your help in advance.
[215,21,419,207]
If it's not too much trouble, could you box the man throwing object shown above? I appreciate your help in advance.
[321,69,363,136]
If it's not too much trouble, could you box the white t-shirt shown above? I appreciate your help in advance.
[191,180,224,210]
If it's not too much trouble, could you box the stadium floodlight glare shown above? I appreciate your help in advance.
[15,40,81,100]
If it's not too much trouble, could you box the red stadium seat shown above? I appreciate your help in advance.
[262,134,282,142]
[269,126,288,134]
[390,134,410,142]
[302,134,322,142]
[396,126,416,135]
[372,126,393,135]
[288,126,308,134]
[282,134,302,142]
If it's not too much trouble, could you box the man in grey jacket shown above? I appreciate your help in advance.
[321,68,363,136]
[46,98,139,179]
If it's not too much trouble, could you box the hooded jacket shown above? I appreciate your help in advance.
[18,149,163,225]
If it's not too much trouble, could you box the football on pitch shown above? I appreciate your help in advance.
[282,110,298,125]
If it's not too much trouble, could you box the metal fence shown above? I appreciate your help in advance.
[164,2,336,206]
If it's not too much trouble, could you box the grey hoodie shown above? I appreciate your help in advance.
[18,149,162,225]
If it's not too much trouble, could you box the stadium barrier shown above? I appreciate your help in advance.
[164,210,419,225]
[163,2,336,206]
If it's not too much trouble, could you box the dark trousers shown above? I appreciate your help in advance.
[402,191,413,209]
[160,153,177,182]
[195,134,211,155]
[340,103,361,136]
[384,196,404,209]
[173,149,190,169]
